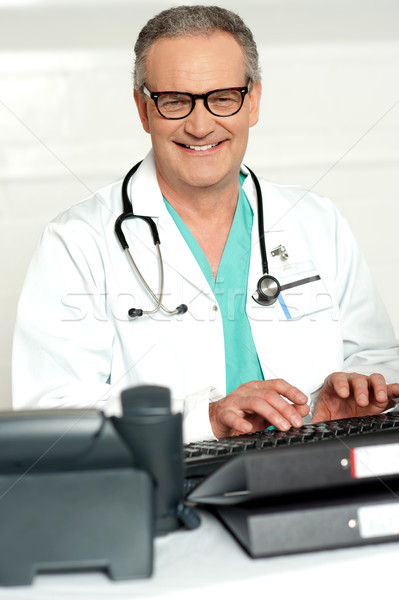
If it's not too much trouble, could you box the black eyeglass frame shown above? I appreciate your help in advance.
[142,83,251,120]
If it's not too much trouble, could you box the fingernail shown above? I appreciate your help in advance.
[292,416,302,428]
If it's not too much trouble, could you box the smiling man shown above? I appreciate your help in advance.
[13,6,399,442]
[134,31,261,282]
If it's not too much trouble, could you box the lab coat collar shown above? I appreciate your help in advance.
[129,151,257,218]
[125,153,276,299]
[126,151,161,217]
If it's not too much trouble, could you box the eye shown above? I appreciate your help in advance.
[208,90,241,109]
[158,93,191,113]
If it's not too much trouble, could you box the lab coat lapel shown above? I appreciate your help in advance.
[242,167,287,296]
[128,152,214,297]
[243,171,342,393]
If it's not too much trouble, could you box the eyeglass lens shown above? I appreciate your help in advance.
[157,89,244,118]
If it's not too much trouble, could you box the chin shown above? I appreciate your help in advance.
[183,173,227,189]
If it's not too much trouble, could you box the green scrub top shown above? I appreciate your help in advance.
[164,173,264,394]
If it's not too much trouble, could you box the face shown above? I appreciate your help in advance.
[134,31,262,199]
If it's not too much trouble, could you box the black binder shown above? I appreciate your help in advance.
[215,485,399,557]
[189,426,399,557]
[189,427,399,505]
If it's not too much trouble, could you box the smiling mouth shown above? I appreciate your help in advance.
[177,142,222,151]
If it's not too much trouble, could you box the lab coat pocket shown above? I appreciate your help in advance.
[277,260,334,322]
[247,260,342,393]
[248,259,334,323]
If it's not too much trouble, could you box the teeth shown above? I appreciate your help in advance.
[185,143,218,151]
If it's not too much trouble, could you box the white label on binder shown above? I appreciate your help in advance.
[350,443,399,478]
[358,503,399,539]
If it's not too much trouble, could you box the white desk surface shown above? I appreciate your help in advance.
[1,509,398,600]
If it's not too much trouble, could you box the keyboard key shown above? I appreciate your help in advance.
[184,448,202,458]
[259,440,274,448]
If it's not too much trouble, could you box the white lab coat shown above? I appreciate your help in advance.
[12,152,399,442]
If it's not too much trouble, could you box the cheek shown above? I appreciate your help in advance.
[148,125,167,149]
[149,120,183,149]
[228,111,251,141]
[234,122,250,148]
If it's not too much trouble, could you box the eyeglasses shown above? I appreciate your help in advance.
[143,83,250,120]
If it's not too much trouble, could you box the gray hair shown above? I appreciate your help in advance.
[133,5,261,91]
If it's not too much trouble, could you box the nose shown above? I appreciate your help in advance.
[183,99,216,138]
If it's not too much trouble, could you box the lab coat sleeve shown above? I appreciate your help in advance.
[309,212,399,413]
[12,220,120,415]
[13,216,219,441]
[177,387,221,443]
[337,217,399,379]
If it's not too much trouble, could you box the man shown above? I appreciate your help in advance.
[12,6,399,443]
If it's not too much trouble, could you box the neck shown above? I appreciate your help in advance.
[160,173,240,220]
[161,176,241,281]
[165,187,238,224]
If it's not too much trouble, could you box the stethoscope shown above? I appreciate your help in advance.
[115,161,282,318]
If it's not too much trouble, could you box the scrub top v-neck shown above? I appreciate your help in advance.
[164,173,264,394]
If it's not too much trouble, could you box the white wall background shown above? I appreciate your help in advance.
[1,0,398,411]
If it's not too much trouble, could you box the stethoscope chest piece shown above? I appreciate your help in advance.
[252,274,281,306]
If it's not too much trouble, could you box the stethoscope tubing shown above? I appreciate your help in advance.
[115,161,280,316]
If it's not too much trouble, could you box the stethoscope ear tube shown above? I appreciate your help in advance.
[244,164,269,276]
[115,213,131,250]
[115,213,161,249]
[244,165,282,307]
[121,161,142,213]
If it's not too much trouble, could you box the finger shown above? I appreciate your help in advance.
[218,407,255,435]
[346,373,372,407]
[328,372,351,398]
[221,397,309,435]
[253,379,308,406]
[297,403,311,418]
[368,373,388,404]
[387,383,399,400]
[248,393,305,430]
[221,392,292,432]
[213,382,309,437]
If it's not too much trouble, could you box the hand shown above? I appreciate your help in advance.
[312,372,399,422]
[208,379,309,439]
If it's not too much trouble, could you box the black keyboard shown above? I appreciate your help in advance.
[184,412,399,482]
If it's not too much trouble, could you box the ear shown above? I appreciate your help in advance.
[248,81,262,128]
[134,89,150,134]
